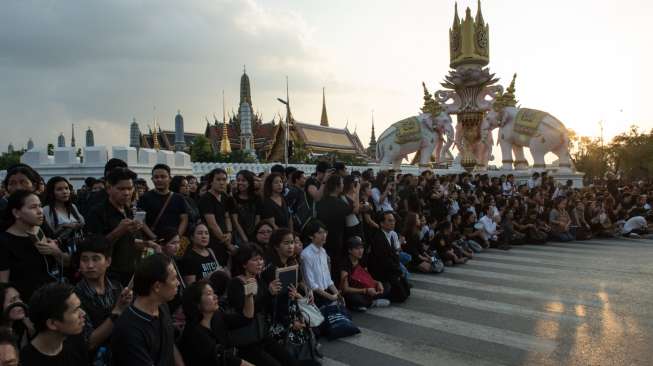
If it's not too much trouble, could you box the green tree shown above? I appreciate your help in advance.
[0,151,23,170]
[189,136,214,162]
[47,143,54,156]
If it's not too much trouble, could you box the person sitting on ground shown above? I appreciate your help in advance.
[367,211,410,303]
[227,245,297,366]
[339,236,391,312]
[432,221,467,266]
[403,212,441,273]
[20,283,87,366]
[300,220,340,308]
[549,197,575,242]
[178,280,253,366]
[478,205,508,250]
[74,235,132,362]
[111,254,183,366]
[181,223,222,286]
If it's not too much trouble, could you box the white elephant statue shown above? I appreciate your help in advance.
[376,111,453,168]
[481,74,572,171]
[434,121,455,164]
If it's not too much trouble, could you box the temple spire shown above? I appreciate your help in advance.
[320,87,329,127]
[369,111,377,145]
[475,0,485,26]
[70,124,76,147]
[220,90,232,154]
[453,2,460,26]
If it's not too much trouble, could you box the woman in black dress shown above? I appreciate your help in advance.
[261,173,293,231]
[232,170,261,245]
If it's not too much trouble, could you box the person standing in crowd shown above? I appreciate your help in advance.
[170,176,201,235]
[301,220,340,307]
[371,171,395,213]
[42,176,85,252]
[181,223,222,285]
[138,164,189,239]
[86,167,149,286]
[74,236,132,362]
[316,174,357,280]
[0,190,69,301]
[261,173,293,231]
[0,164,41,216]
[305,161,331,211]
[20,283,87,366]
[199,168,235,267]
[111,254,184,366]
[368,211,410,303]
[286,170,311,231]
[231,170,261,245]
[79,159,128,217]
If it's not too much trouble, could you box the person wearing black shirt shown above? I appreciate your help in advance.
[74,236,132,360]
[181,223,222,285]
[138,164,188,239]
[231,171,261,245]
[304,161,331,211]
[111,254,182,366]
[87,168,153,286]
[316,175,354,280]
[0,190,68,301]
[261,173,293,231]
[179,280,252,366]
[20,283,87,366]
[199,168,235,267]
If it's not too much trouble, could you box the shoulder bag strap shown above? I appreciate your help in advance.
[151,193,174,233]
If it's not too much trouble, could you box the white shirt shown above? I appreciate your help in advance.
[623,216,647,234]
[371,187,394,212]
[300,243,334,291]
[383,229,400,251]
[42,204,85,232]
[527,178,540,189]
[479,215,498,240]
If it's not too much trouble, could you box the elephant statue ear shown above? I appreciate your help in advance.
[421,82,444,116]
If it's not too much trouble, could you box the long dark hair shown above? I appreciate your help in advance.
[263,173,283,198]
[182,280,211,325]
[402,212,420,241]
[373,171,389,192]
[44,176,80,228]
[236,170,256,198]
[170,176,187,194]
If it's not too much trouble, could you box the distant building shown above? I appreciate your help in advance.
[86,127,95,147]
[57,133,65,148]
[174,111,185,151]
[70,124,76,148]
[8,142,14,154]
[129,118,141,148]
[27,138,34,151]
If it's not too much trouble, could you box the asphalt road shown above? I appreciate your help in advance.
[320,237,653,366]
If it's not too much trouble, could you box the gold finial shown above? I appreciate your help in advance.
[421,82,444,116]
[449,0,489,68]
[220,90,231,154]
[493,73,518,112]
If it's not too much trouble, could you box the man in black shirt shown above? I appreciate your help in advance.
[138,164,188,239]
[112,254,183,366]
[86,168,148,286]
[305,161,331,211]
[20,283,87,366]
[286,170,311,229]
[198,168,235,266]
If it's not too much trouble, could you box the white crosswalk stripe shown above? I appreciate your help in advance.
[320,238,653,365]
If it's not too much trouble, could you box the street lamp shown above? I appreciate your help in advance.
[276,77,290,166]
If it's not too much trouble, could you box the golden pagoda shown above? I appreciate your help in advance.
[152,120,161,151]
[449,0,489,69]
[219,91,232,154]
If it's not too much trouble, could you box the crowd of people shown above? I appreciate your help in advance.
[0,159,651,366]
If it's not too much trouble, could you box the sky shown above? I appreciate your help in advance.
[1,0,651,164]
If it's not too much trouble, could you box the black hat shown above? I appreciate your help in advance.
[347,236,364,249]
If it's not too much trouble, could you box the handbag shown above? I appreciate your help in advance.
[321,301,360,340]
[285,326,318,362]
[227,312,269,346]
[297,297,324,327]
[350,265,376,290]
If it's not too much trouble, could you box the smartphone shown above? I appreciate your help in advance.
[244,281,257,296]
[134,211,146,224]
